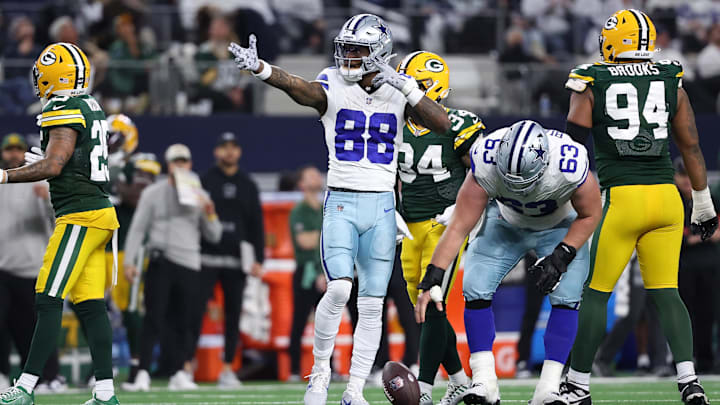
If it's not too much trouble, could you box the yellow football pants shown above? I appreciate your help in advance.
[588,184,684,292]
[401,219,465,305]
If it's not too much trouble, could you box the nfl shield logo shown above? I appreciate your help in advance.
[337,204,344,212]
[366,97,372,105]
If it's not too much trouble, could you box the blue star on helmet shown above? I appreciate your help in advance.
[375,24,388,34]
[531,144,546,161]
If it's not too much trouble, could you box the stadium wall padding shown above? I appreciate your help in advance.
[2,114,718,173]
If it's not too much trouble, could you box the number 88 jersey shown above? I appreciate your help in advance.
[316,66,408,192]
[470,127,589,231]
[565,60,683,189]
[39,94,112,217]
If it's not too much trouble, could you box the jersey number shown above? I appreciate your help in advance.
[90,120,109,182]
[398,144,450,183]
[605,81,669,140]
[334,109,397,164]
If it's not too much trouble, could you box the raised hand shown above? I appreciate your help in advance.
[228,34,261,72]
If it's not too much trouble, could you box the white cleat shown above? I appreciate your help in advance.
[439,382,468,405]
[419,392,433,405]
[121,369,150,392]
[217,369,242,389]
[529,391,568,405]
[168,370,198,391]
[462,382,500,405]
[0,374,8,390]
[341,388,370,405]
[304,365,330,405]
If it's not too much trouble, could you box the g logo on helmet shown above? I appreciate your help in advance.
[425,59,444,73]
[40,50,57,66]
[604,16,618,30]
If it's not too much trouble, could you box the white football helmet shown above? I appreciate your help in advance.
[496,120,549,195]
[334,14,393,82]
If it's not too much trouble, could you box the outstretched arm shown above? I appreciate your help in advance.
[1,127,77,183]
[229,35,327,115]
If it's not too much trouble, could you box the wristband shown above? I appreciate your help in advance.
[554,242,577,266]
[692,187,714,212]
[252,60,272,81]
[0,169,6,184]
[418,264,445,291]
[406,87,424,107]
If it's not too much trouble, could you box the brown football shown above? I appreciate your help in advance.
[382,361,420,405]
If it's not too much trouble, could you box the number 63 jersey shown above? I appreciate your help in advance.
[316,67,408,192]
[39,94,113,217]
[565,60,682,189]
[470,128,589,231]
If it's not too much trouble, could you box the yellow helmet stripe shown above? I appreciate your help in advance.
[629,9,649,51]
[398,50,423,73]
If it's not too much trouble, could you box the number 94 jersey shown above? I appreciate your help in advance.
[316,67,408,192]
[39,94,112,217]
[565,61,683,189]
[470,128,589,230]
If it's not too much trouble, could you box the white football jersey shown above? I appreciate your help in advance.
[470,127,590,230]
[315,67,408,192]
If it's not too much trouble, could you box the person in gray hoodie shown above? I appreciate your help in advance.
[122,143,222,392]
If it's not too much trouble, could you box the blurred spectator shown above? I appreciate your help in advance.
[273,0,325,54]
[0,133,66,393]
[288,165,325,380]
[654,25,693,81]
[198,132,265,388]
[107,13,155,113]
[675,157,720,373]
[48,16,110,95]
[194,14,251,112]
[123,144,222,391]
[3,16,41,79]
[521,0,572,58]
[498,26,542,115]
[696,23,720,80]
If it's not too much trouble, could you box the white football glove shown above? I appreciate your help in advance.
[228,34,261,72]
[363,54,415,94]
[691,187,719,241]
[25,146,44,165]
[434,204,455,226]
[428,285,443,304]
[395,211,414,244]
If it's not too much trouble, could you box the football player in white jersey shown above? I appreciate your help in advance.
[229,14,450,405]
[415,121,602,405]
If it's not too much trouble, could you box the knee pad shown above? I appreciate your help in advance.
[357,296,383,320]
[325,279,353,308]
[466,299,492,309]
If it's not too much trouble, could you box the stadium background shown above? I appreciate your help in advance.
[1,0,720,389]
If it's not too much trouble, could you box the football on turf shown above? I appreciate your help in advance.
[382,361,420,404]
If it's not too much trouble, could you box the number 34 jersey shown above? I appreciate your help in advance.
[39,95,112,217]
[565,61,683,189]
[470,128,589,231]
[315,67,408,192]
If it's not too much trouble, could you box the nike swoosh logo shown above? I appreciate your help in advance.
[52,105,65,110]
[384,208,393,213]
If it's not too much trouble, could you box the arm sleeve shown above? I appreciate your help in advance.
[245,180,266,263]
[123,187,154,267]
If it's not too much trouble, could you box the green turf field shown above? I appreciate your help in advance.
[31,377,720,404]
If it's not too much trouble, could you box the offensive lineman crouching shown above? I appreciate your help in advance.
[416,121,602,405]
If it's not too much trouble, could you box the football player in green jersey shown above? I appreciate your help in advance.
[561,9,717,405]
[0,43,120,405]
[396,51,485,405]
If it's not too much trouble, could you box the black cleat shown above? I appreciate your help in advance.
[559,380,591,405]
[680,379,710,405]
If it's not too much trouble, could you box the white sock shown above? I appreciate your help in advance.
[95,379,115,401]
[676,361,696,384]
[567,368,590,390]
[449,370,468,386]
[469,351,497,387]
[534,360,563,398]
[16,373,38,393]
[314,358,330,371]
[637,353,650,368]
[348,375,366,393]
[348,297,384,386]
[312,280,352,361]
[419,381,433,397]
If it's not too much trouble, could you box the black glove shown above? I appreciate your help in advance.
[418,264,445,291]
[528,242,576,295]
[691,216,719,241]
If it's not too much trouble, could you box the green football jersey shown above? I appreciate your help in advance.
[39,94,112,217]
[566,60,684,188]
[398,107,484,222]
